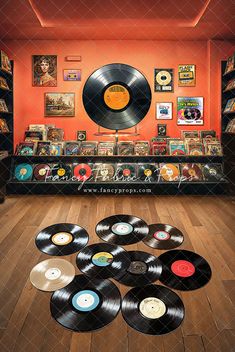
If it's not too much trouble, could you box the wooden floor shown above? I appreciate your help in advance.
[0,195,235,352]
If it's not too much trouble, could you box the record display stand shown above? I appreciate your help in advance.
[0,61,13,202]
[221,60,235,195]
[6,155,226,195]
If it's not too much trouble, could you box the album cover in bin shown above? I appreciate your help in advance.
[50,143,63,156]
[93,163,115,182]
[47,128,64,142]
[97,142,115,156]
[134,141,150,156]
[117,141,134,156]
[36,141,51,156]
[80,141,98,156]
[168,140,186,155]
[65,141,80,155]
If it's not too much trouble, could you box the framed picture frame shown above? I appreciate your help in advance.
[154,68,174,92]
[32,55,57,87]
[156,102,173,120]
[63,69,81,81]
[177,97,204,125]
[178,64,196,87]
[45,93,75,117]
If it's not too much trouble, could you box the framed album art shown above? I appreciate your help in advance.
[156,102,173,120]
[32,55,57,87]
[154,69,174,92]
[177,97,204,125]
[45,93,75,117]
[0,50,12,74]
[63,69,81,81]
[178,65,196,87]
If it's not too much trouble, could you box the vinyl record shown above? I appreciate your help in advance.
[50,275,121,332]
[96,214,149,245]
[83,63,151,130]
[93,163,115,182]
[76,243,131,279]
[159,250,212,291]
[117,164,136,179]
[14,163,33,181]
[138,164,158,181]
[51,163,71,179]
[35,223,89,256]
[160,163,180,182]
[114,251,162,287]
[73,163,92,181]
[30,258,75,291]
[184,108,201,120]
[181,163,203,181]
[156,70,172,86]
[33,164,51,181]
[121,284,184,335]
[143,224,184,250]
[203,164,224,182]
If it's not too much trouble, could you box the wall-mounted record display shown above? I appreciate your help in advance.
[143,224,184,250]
[114,251,162,287]
[121,284,184,335]
[35,223,89,256]
[96,214,149,245]
[159,250,212,291]
[76,243,131,279]
[50,275,121,332]
[154,68,174,92]
[30,258,75,291]
[83,63,151,130]
[177,97,203,125]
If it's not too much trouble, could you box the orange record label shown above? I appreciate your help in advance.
[104,84,130,110]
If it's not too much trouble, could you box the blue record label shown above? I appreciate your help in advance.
[72,290,100,312]
[15,164,33,181]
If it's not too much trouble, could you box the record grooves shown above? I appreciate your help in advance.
[96,214,149,245]
[35,223,89,256]
[143,224,184,250]
[114,251,162,287]
[76,243,131,279]
[50,275,121,332]
[159,250,212,291]
[121,284,184,335]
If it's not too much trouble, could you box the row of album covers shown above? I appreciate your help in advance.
[12,162,224,183]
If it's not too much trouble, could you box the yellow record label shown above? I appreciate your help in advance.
[20,168,27,176]
[104,84,130,110]
[58,168,66,176]
[139,297,166,319]
[51,232,73,245]
[144,169,152,177]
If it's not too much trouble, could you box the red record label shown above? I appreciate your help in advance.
[74,164,92,181]
[153,231,170,241]
[171,260,195,277]
[123,168,131,177]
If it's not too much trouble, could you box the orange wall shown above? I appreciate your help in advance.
[1,39,234,147]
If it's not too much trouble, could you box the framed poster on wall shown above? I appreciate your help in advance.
[156,102,173,119]
[177,97,204,125]
[45,93,75,117]
[178,65,196,87]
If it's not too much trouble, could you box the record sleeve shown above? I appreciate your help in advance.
[0,118,9,132]
[80,141,98,156]
[50,143,63,156]
[181,163,203,182]
[160,163,180,182]
[14,163,33,181]
[97,142,115,156]
[202,164,224,182]
[24,130,44,142]
[168,140,186,155]
[65,141,80,155]
[224,98,235,113]
[117,141,134,156]
[47,128,64,142]
[36,141,51,156]
[16,142,35,156]
[134,141,150,156]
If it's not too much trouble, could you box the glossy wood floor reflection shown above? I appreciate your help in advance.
[0,195,235,352]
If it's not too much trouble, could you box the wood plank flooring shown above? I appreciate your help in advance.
[0,195,234,352]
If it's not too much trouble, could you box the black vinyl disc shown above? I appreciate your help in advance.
[143,224,184,250]
[184,108,201,120]
[159,250,212,291]
[117,164,136,179]
[96,214,149,245]
[83,63,151,130]
[50,275,121,332]
[137,164,158,181]
[114,251,162,287]
[51,163,71,180]
[35,223,89,256]
[121,284,184,335]
[76,243,131,279]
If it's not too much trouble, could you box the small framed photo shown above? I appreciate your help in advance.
[157,124,167,136]
[63,69,81,81]
[45,93,75,117]
[156,102,173,120]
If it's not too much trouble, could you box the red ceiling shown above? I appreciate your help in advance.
[0,0,234,40]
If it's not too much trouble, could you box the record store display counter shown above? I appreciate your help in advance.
[6,155,227,195]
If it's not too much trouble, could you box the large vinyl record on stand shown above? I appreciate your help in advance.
[83,63,151,130]
[50,275,121,332]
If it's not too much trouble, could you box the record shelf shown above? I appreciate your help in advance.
[221,60,235,195]
[0,61,13,202]
[7,155,226,195]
